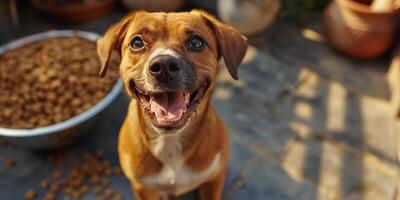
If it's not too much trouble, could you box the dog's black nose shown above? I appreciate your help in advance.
[149,55,181,78]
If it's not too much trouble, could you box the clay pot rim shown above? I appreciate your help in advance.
[337,0,399,14]
[31,0,117,13]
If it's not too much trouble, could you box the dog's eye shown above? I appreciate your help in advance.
[187,36,205,51]
[130,36,145,50]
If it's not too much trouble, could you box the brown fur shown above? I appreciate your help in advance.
[97,10,247,200]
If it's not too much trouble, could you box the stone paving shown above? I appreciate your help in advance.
[0,3,399,200]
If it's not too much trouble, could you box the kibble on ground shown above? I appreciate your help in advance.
[25,150,124,200]
[3,159,15,168]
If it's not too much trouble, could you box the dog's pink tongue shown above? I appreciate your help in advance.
[150,92,186,123]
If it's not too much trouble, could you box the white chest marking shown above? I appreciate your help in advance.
[139,133,222,196]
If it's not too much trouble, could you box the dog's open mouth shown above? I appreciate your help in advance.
[131,80,210,131]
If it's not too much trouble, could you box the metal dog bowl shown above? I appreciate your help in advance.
[0,30,123,150]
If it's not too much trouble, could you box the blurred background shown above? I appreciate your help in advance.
[0,0,399,200]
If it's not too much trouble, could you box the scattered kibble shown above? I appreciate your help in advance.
[24,189,37,200]
[47,149,73,165]
[51,170,63,180]
[50,183,61,193]
[69,176,84,188]
[105,168,113,176]
[70,191,82,199]
[100,178,110,187]
[90,175,101,184]
[113,167,122,175]
[80,185,89,194]
[96,149,105,158]
[3,159,15,168]
[40,179,51,189]
[93,186,102,194]
[43,192,56,200]
[114,193,124,200]
[27,150,124,200]
[0,139,7,146]
[105,188,114,198]
[95,196,105,200]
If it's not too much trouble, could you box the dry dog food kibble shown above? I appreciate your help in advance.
[3,159,16,168]
[24,189,37,200]
[27,149,124,200]
[40,179,51,189]
[0,37,119,129]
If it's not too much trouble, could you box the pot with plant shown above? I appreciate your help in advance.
[31,0,118,22]
[217,0,281,36]
[323,0,400,59]
[122,0,184,12]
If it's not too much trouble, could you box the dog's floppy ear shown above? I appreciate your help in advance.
[97,12,136,77]
[193,10,248,80]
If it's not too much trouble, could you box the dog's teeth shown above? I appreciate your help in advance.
[184,92,190,104]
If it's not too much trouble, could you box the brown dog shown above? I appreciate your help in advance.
[97,10,247,200]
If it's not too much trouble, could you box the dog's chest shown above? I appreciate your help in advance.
[138,134,221,196]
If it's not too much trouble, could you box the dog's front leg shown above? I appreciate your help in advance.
[131,182,168,200]
[198,169,226,200]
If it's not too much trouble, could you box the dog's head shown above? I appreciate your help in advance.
[97,10,247,132]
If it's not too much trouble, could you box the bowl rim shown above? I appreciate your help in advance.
[0,30,123,137]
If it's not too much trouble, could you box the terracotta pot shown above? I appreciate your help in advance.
[323,0,399,59]
[122,0,184,12]
[217,0,281,36]
[31,0,118,22]
[388,46,400,162]
[389,45,400,118]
